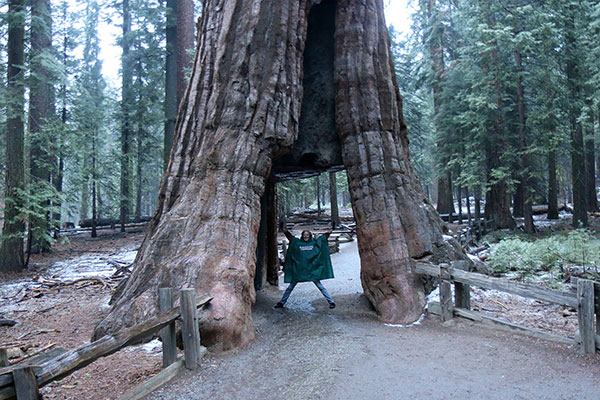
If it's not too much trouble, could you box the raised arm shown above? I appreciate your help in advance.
[282,228,293,241]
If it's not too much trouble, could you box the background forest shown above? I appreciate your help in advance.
[0,0,599,272]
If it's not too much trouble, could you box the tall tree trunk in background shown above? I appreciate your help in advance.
[514,49,534,232]
[483,47,515,230]
[0,0,26,272]
[329,171,340,228]
[335,0,465,324]
[176,0,194,100]
[91,133,98,238]
[565,9,587,227]
[427,0,454,219]
[94,0,465,349]
[316,174,321,217]
[547,149,559,219]
[120,0,133,231]
[134,59,144,223]
[28,0,56,252]
[164,0,195,167]
[29,0,56,252]
[584,110,597,212]
[135,130,143,222]
[163,0,177,168]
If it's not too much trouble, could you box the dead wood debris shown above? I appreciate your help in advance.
[0,319,18,327]
[17,329,60,340]
[11,343,56,364]
[13,274,130,303]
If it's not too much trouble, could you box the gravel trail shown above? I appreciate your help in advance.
[148,242,600,400]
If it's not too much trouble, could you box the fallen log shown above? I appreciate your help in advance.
[0,320,18,328]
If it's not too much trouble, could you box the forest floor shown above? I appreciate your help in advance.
[0,216,599,399]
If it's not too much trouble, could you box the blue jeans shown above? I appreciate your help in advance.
[280,280,334,305]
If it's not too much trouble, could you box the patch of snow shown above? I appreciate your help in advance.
[467,253,480,263]
[384,312,425,328]
[140,338,162,354]
[46,249,137,282]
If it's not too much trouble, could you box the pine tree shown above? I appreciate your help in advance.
[28,0,60,252]
[71,0,107,237]
[0,0,26,271]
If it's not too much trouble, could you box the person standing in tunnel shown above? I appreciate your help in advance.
[274,228,336,309]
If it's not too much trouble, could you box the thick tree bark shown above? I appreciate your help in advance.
[95,0,465,348]
[334,0,463,324]
[0,0,26,271]
[95,0,310,350]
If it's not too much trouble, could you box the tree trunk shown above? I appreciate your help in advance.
[28,0,56,252]
[0,0,26,272]
[483,47,515,230]
[94,0,465,349]
[436,172,454,221]
[91,133,98,238]
[457,184,463,224]
[94,0,310,351]
[584,114,597,212]
[329,171,340,228]
[120,0,133,232]
[512,182,524,218]
[164,0,195,167]
[176,0,194,101]
[334,0,464,324]
[565,7,587,227]
[514,49,534,233]
[547,149,559,219]
[316,174,321,217]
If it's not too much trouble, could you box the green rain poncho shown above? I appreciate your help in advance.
[284,235,334,283]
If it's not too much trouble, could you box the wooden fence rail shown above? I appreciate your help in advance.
[415,261,599,355]
[0,290,211,400]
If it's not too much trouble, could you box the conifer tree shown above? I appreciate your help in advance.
[0,0,26,271]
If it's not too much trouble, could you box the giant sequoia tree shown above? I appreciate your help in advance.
[94,0,463,350]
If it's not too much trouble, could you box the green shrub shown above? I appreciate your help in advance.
[486,229,600,277]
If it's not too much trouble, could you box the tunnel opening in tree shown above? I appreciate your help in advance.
[93,0,468,352]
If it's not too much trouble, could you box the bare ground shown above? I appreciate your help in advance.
[1,226,599,400]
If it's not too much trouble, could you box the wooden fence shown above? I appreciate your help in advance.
[415,261,599,354]
[0,289,211,400]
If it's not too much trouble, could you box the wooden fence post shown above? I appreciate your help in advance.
[180,289,203,369]
[159,288,177,368]
[452,261,471,309]
[440,264,453,322]
[0,348,9,367]
[12,366,40,400]
[577,279,595,354]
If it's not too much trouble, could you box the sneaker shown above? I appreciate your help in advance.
[329,302,336,309]
[274,302,284,309]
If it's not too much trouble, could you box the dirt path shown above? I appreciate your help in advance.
[148,242,600,400]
